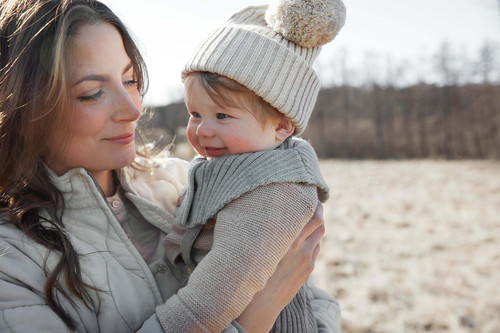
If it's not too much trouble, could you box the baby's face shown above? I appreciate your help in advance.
[185,79,281,159]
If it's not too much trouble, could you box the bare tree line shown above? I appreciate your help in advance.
[302,82,499,159]
[144,41,500,160]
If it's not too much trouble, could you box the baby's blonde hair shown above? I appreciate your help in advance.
[183,71,284,127]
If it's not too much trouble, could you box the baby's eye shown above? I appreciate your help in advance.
[191,111,201,118]
[216,113,230,120]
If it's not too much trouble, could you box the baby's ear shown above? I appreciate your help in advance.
[275,117,295,142]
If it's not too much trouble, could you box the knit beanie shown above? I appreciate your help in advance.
[183,0,346,135]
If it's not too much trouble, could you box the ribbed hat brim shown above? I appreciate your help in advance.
[183,6,322,135]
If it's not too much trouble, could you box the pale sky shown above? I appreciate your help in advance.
[100,0,500,106]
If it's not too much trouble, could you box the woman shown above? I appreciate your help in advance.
[0,0,340,332]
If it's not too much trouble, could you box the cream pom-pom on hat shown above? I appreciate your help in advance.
[183,0,346,135]
[266,0,346,48]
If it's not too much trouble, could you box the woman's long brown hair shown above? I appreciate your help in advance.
[0,0,148,329]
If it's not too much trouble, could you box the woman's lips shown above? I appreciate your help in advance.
[105,132,135,144]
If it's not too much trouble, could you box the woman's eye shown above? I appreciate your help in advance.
[217,113,229,120]
[124,79,138,87]
[78,90,104,103]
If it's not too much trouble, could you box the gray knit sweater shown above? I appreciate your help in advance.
[159,138,329,332]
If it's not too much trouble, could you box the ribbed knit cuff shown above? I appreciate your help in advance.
[270,286,318,333]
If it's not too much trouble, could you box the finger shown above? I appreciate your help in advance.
[311,242,321,263]
[304,219,325,248]
[299,202,324,239]
[315,201,324,217]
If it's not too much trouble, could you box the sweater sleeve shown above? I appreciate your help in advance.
[307,275,342,333]
[270,285,317,333]
[156,182,318,332]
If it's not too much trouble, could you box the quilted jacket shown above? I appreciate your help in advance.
[0,157,340,332]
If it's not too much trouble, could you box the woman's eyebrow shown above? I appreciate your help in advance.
[73,74,110,87]
[123,62,133,75]
[73,63,134,87]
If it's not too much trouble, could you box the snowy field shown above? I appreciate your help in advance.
[314,160,500,333]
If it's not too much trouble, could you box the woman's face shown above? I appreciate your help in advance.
[47,22,141,176]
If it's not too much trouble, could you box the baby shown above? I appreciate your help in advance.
[161,0,345,332]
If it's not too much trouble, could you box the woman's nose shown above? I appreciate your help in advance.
[113,88,141,122]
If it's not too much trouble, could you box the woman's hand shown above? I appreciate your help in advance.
[236,203,325,332]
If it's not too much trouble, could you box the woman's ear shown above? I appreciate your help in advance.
[275,117,295,142]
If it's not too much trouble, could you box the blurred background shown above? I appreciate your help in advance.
[102,1,500,332]
[103,0,500,160]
